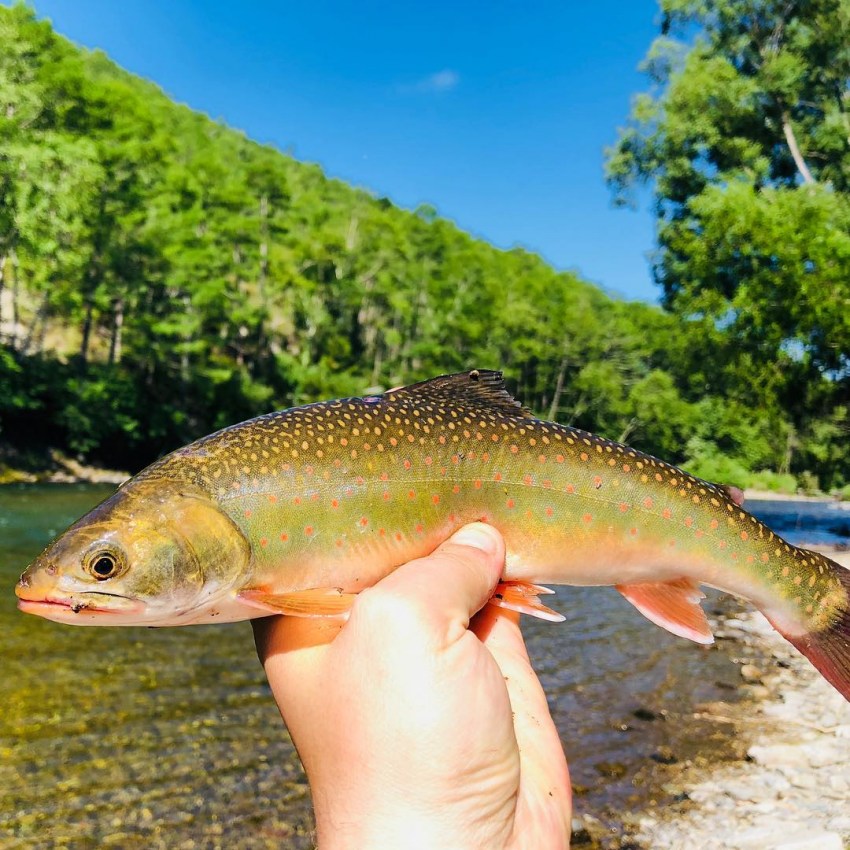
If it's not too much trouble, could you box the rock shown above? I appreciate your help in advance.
[774,832,844,850]
[747,744,809,768]
[740,664,764,683]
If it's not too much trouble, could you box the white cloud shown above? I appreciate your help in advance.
[400,69,460,94]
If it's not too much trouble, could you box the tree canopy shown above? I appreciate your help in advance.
[0,3,846,493]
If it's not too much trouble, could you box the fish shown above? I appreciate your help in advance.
[15,369,850,700]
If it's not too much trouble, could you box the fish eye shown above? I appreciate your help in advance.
[86,550,124,581]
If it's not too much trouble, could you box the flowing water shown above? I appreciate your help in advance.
[2,485,846,849]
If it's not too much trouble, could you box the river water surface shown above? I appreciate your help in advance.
[2,485,846,848]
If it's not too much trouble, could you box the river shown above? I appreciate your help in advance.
[1,485,846,848]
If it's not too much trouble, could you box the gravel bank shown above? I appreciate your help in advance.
[627,554,850,850]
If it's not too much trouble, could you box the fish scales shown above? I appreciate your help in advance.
[15,370,850,702]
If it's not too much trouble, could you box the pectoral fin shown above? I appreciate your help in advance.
[489,581,566,623]
[238,587,357,618]
[616,578,714,645]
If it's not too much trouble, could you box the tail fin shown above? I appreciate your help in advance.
[783,561,850,702]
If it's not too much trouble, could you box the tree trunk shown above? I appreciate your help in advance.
[548,355,570,421]
[108,297,124,364]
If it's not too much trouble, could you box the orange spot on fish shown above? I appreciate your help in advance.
[662,508,672,520]
[340,438,348,447]
[359,517,368,527]
[244,509,253,518]
[408,490,416,499]
[491,433,499,442]
[268,494,277,504]
[619,502,629,513]
[432,494,440,505]
[395,532,403,542]
[511,445,519,454]
[331,499,339,508]
[543,479,552,489]
[695,529,704,538]
[523,474,532,486]
[311,493,319,502]
[580,452,588,462]
[452,454,460,464]
[684,516,693,527]
[593,475,603,488]
[416,523,424,533]
[556,454,564,463]
[482,452,490,462]
[379,528,386,537]
[439,435,446,444]
[655,473,663,482]
[280,532,289,542]
[294,497,301,506]
[741,531,749,541]
[380,471,389,482]
[425,456,433,466]
[643,497,653,509]
[305,526,314,536]
[383,491,391,501]
[718,540,726,548]
[538,454,546,463]
[407,434,415,443]
[403,459,411,470]
[305,465,314,476]
[452,484,460,494]
[474,479,482,489]
[710,519,719,530]
[356,476,364,485]
[629,527,638,536]
[390,437,398,447]
[506,498,515,509]
[582,513,593,524]
[566,484,575,494]
[494,472,502,482]
[545,507,554,517]
[761,553,769,562]
[622,464,630,472]
[260,537,268,547]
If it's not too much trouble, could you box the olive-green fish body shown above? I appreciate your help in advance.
[16,371,850,700]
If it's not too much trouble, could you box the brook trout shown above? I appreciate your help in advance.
[16,370,850,700]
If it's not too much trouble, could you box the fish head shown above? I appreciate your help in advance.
[15,480,251,626]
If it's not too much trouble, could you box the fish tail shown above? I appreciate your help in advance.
[776,559,850,701]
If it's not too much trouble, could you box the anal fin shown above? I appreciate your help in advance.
[238,586,357,618]
[489,581,565,623]
[616,578,714,645]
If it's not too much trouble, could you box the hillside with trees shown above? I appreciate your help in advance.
[0,2,846,493]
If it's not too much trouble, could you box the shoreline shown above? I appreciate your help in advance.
[620,552,850,850]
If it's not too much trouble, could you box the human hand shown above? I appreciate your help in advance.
[252,523,571,849]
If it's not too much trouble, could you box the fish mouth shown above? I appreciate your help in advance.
[15,585,144,620]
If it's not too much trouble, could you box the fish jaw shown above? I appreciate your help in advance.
[16,585,147,625]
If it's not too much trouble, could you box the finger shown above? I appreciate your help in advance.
[350,523,506,647]
[472,606,572,841]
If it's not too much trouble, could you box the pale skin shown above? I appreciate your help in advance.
[253,523,572,850]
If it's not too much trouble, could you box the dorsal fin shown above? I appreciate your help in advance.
[385,370,534,418]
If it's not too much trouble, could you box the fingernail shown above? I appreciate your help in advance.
[452,523,500,555]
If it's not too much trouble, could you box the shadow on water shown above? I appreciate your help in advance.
[2,486,843,848]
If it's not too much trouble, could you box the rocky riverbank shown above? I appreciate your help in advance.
[621,553,850,850]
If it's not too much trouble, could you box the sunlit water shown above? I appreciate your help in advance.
[2,486,845,848]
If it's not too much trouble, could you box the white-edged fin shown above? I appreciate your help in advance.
[238,587,356,618]
[489,581,565,623]
[616,578,714,645]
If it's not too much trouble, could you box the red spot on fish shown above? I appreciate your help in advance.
[294,497,302,506]
[379,528,386,537]
[280,532,289,542]
[448,513,457,523]
[380,472,389,481]
[360,517,369,527]
[416,523,424,533]
[452,454,460,464]
[408,490,416,499]
[662,508,672,520]
[311,493,319,502]
[643,497,653,509]
[395,532,403,542]
[710,519,719,530]
[340,438,348,447]
[593,476,603,488]
[356,476,364,485]
[582,513,593,524]
[668,540,676,547]
[268,494,277,504]
[545,507,554,517]
[403,459,411,470]
[336,539,343,548]
[482,452,490,462]
[244,509,253,518]
[491,433,499,442]
[619,502,629,513]
[452,484,460,494]
[566,484,575,494]
[383,490,391,501]
[260,537,268,547]
[695,529,704,538]
[432,494,440,505]
[718,540,726,548]
[746,554,754,564]
[630,527,638,536]
[523,474,533,486]
[331,499,339,508]
[507,498,515,509]
[510,445,519,454]
[474,479,482,489]
[305,526,314,537]
[425,456,433,466]
[494,472,502,482]
[390,437,398,447]
[543,479,552,489]
[684,516,693,527]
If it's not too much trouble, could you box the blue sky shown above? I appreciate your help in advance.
[26,1,662,302]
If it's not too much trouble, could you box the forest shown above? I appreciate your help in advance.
[0,1,848,493]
